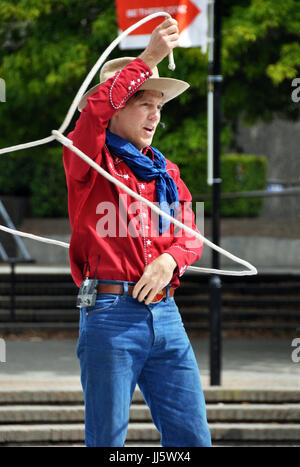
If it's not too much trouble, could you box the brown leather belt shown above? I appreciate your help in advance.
[97,283,175,303]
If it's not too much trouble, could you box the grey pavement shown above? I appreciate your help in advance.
[0,336,299,389]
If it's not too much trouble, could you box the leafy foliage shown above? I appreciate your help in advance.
[222,0,300,125]
[174,153,267,217]
[0,1,299,216]
[29,147,67,217]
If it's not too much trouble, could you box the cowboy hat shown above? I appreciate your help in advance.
[78,57,189,112]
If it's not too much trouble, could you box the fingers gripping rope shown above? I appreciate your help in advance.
[0,12,257,277]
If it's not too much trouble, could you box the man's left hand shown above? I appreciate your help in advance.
[132,253,177,305]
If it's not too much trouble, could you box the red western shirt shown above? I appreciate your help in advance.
[63,58,203,289]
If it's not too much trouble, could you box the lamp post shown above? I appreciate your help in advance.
[207,0,223,386]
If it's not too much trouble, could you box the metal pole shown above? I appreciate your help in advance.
[208,0,223,386]
[10,260,16,322]
[0,200,32,260]
[207,0,214,187]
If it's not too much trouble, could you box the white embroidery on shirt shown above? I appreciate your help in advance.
[109,162,130,180]
[109,71,122,109]
[138,182,148,266]
[109,70,151,110]
[113,156,122,166]
[172,245,198,256]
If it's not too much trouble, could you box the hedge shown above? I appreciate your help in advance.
[0,147,68,217]
[0,148,267,218]
[0,150,33,196]
[29,147,68,217]
[177,153,267,217]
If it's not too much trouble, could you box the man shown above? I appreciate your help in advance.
[63,18,211,447]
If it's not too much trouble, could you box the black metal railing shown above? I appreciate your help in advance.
[193,186,300,201]
[0,200,35,321]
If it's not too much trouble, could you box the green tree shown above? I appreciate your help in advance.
[0,0,299,214]
[221,0,300,128]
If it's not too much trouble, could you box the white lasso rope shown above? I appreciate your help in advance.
[0,12,257,276]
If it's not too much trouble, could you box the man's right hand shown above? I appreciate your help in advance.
[139,18,179,69]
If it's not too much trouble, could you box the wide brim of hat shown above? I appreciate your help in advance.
[78,77,189,112]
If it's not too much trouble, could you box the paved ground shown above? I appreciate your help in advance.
[0,335,299,389]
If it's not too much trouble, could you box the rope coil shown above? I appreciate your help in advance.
[0,12,257,277]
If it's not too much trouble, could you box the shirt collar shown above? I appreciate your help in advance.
[142,146,155,162]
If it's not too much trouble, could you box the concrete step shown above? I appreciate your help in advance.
[209,424,300,442]
[204,388,300,403]
[1,404,300,424]
[0,405,85,423]
[0,423,160,443]
[1,387,300,404]
[0,423,85,443]
[1,388,300,445]
[207,404,300,422]
[0,405,151,424]
[0,387,297,403]
[1,422,300,444]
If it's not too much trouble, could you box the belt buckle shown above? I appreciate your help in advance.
[150,290,164,304]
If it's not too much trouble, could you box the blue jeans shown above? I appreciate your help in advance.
[77,280,212,447]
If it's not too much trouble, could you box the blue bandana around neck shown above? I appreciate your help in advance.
[105,129,179,234]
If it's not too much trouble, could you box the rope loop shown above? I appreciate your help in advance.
[0,12,257,277]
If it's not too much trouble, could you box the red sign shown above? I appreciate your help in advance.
[115,0,208,51]
[116,0,201,35]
